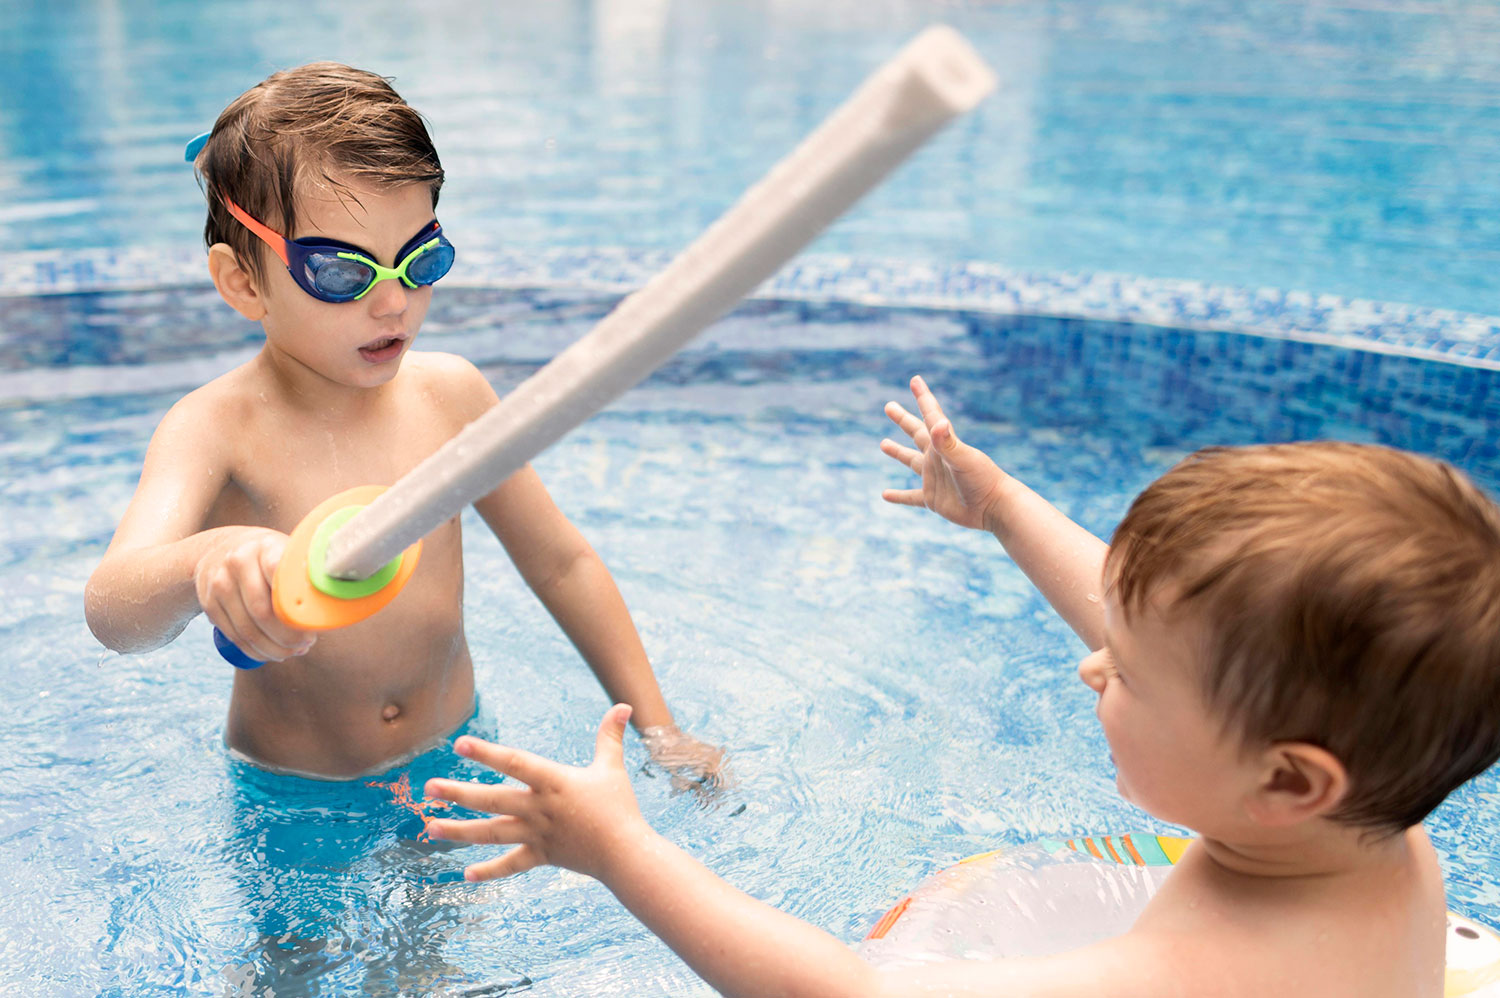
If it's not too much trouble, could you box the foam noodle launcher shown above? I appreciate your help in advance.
[215,25,998,667]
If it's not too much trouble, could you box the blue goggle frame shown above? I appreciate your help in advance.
[223,197,455,303]
[282,220,456,303]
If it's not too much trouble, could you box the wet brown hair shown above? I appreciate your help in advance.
[1107,442,1500,832]
[189,62,444,286]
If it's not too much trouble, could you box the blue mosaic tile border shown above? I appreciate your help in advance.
[5,244,1499,371]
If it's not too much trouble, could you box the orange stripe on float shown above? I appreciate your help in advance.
[1102,837,1123,864]
[865,897,913,941]
[1121,834,1146,865]
[1083,837,1104,859]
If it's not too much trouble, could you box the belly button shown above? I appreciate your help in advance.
[382,703,401,722]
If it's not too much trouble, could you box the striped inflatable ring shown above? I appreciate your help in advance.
[863,834,1500,997]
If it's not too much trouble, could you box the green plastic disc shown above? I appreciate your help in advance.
[307,505,404,599]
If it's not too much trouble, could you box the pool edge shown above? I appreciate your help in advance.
[5,244,1499,373]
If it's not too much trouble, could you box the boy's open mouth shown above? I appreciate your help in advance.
[359,335,407,363]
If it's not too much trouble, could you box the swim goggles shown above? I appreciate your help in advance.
[224,198,455,303]
[186,132,455,303]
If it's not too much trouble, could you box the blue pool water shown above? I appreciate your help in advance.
[4,0,1500,313]
[5,1,1500,995]
[5,288,1500,995]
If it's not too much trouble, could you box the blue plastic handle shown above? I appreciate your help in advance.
[213,627,265,669]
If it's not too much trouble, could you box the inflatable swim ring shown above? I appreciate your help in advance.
[862,834,1500,997]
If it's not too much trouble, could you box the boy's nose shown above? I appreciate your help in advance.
[366,276,410,317]
[1078,649,1108,694]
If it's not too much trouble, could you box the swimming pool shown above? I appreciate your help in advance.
[4,283,1500,994]
[5,1,1500,995]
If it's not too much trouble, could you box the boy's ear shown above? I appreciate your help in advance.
[207,243,268,321]
[1245,742,1348,827]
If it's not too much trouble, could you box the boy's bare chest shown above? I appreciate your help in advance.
[214,405,459,533]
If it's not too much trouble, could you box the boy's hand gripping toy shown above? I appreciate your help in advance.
[216,25,997,667]
[211,486,422,668]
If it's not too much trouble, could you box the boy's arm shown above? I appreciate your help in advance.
[473,461,675,728]
[445,357,722,779]
[425,707,1187,998]
[426,706,883,997]
[881,376,1108,650]
[84,393,313,660]
[603,845,1181,998]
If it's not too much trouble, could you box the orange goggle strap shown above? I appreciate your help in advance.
[223,197,291,267]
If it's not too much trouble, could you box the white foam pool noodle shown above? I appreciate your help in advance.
[325,25,996,580]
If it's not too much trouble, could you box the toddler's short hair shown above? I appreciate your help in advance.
[189,62,444,286]
[1106,442,1500,832]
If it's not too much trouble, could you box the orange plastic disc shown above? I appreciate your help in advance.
[273,485,422,631]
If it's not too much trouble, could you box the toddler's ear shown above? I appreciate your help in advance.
[1246,742,1348,827]
[208,243,268,321]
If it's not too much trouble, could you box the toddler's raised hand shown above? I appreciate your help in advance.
[881,375,1009,531]
[194,526,316,663]
[424,703,649,882]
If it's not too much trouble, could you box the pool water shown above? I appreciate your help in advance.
[3,287,1499,995]
[5,0,1500,993]
[5,0,1500,313]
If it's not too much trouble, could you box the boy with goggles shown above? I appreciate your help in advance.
[85,63,724,788]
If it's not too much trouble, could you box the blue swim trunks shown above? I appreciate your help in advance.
[219,699,526,994]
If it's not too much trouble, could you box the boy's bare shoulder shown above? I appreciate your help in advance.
[399,350,500,423]
[149,362,265,455]
[110,361,270,546]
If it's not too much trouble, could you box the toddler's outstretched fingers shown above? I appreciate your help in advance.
[882,487,924,507]
[465,845,543,882]
[594,703,632,768]
[884,401,929,447]
[880,438,921,472]
[455,736,551,786]
[912,376,947,426]
[425,779,536,816]
[425,814,528,845]
[934,418,960,451]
